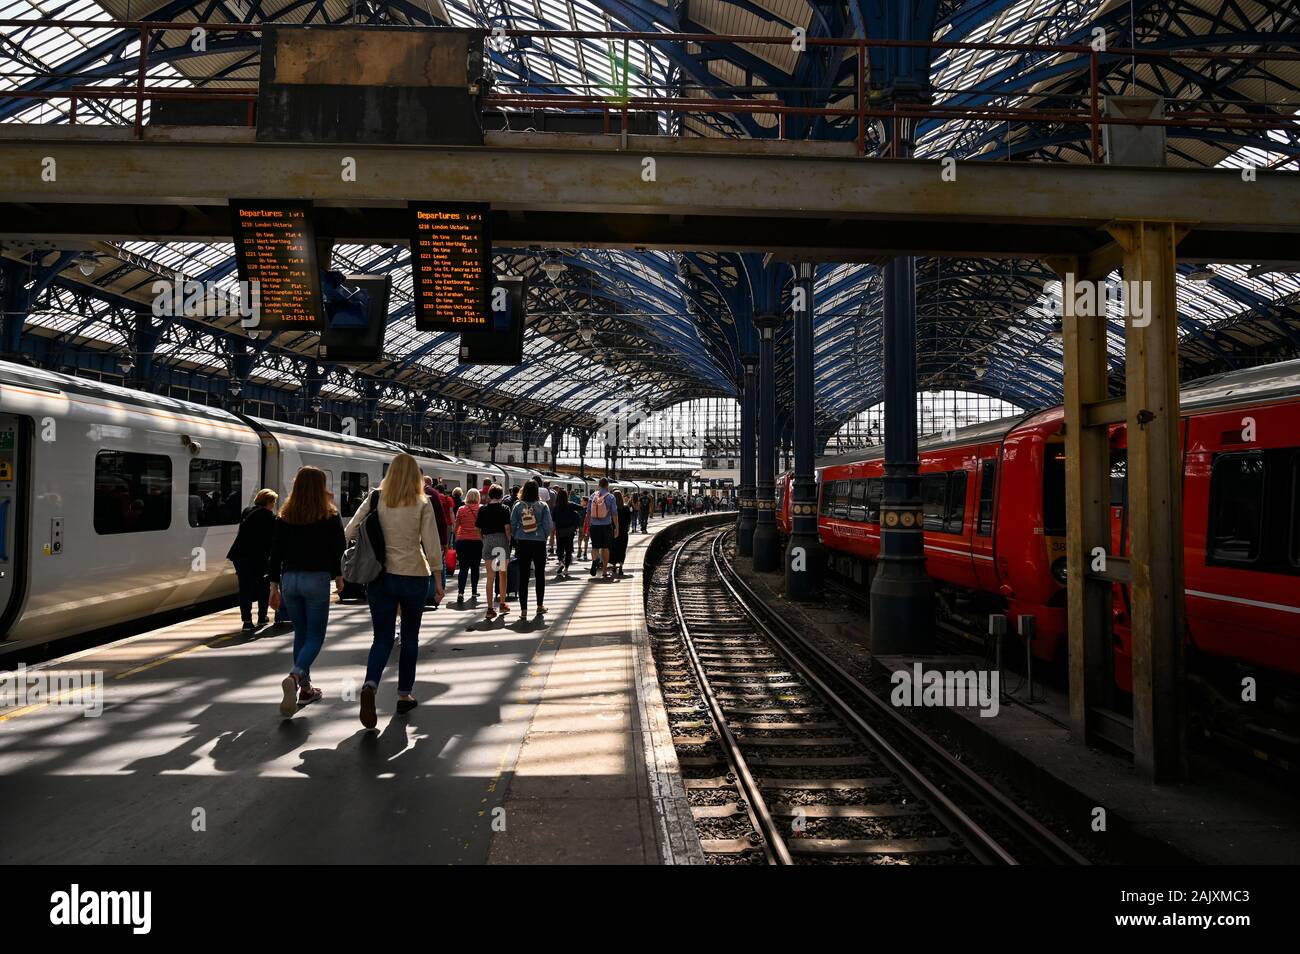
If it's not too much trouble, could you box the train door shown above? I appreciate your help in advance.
[0,413,29,635]
[972,450,1000,591]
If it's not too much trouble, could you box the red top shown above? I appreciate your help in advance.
[454,502,481,541]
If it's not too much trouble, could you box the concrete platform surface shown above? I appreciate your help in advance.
[0,516,705,865]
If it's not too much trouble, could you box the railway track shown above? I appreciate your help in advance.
[648,526,1088,865]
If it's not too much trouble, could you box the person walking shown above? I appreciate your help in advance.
[476,484,512,620]
[346,452,443,729]
[578,498,591,561]
[551,488,584,579]
[423,476,449,606]
[227,488,278,632]
[511,481,554,620]
[269,467,346,717]
[587,478,618,580]
[453,487,483,604]
[609,490,632,578]
[638,490,650,533]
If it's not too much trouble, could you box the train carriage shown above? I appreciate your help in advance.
[781,358,1300,700]
[0,362,260,644]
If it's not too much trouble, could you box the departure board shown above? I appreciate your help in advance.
[229,199,323,330]
[409,202,492,332]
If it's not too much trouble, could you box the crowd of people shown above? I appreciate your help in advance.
[225,458,737,729]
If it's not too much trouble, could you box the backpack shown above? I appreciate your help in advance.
[342,490,387,584]
[521,503,538,534]
[592,492,608,519]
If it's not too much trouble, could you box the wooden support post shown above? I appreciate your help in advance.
[1052,255,1115,748]
[1107,220,1189,783]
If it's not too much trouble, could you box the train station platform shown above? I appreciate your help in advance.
[0,517,707,866]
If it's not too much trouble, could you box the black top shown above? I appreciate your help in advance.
[553,501,585,532]
[267,514,346,582]
[227,505,276,567]
[615,505,632,537]
[475,501,511,535]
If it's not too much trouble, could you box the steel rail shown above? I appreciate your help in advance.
[701,528,1023,865]
[713,531,1089,866]
[668,528,789,864]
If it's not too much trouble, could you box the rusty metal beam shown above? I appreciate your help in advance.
[1054,254,1116,753]
[0,132,1298,259]
[1107,220,1189,783]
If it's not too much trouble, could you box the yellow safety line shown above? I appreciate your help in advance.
[0,684,92,723]
[112,634,233,680]
[0,633,234,722]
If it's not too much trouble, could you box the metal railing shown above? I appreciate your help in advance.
[1,18,1298,161]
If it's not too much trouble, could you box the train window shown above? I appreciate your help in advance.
[1042,449,1067,537]
[1208,452,1265,566]
[945,471,968,534]
[1291,455,1300,569]
[94,450,172,535]
[833,481,851,518]
[865,478,883,523]
[187,460,243,527]
[339,471,370,518]
[820,481,836,515]
[977,460,997,535]
[922,473,948,531]
[848,481,868,521]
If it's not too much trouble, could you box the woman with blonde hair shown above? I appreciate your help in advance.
[346,452,443,728]
[269,468,346,717]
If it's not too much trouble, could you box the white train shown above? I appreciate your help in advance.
[0,360,619,651]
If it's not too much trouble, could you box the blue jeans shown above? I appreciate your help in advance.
[365,573,429,693]
[281,570,331,686]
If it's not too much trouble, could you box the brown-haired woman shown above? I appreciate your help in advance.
[268,466,346,717]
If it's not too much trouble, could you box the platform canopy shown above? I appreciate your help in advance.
[1,0,1298,432]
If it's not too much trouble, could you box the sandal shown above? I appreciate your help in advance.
[280,674,299,717]
[297,684,323,706]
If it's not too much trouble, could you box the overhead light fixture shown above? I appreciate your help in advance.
[75,253,100,278]
[540,260,566,282]
[578,319,595,345]
[1185,265,1216,282]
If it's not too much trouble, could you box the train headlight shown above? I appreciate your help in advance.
[1050,557,1068,585]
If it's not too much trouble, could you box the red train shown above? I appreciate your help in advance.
[778,359,1300,706]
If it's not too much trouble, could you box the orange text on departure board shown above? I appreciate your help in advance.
[235,206,317,326]
[413,208,488,326]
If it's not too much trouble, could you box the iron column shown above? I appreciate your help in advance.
[736,353,758,556]
[869,254,934,652]
[786,262,823,599]
[751,312,782,572]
